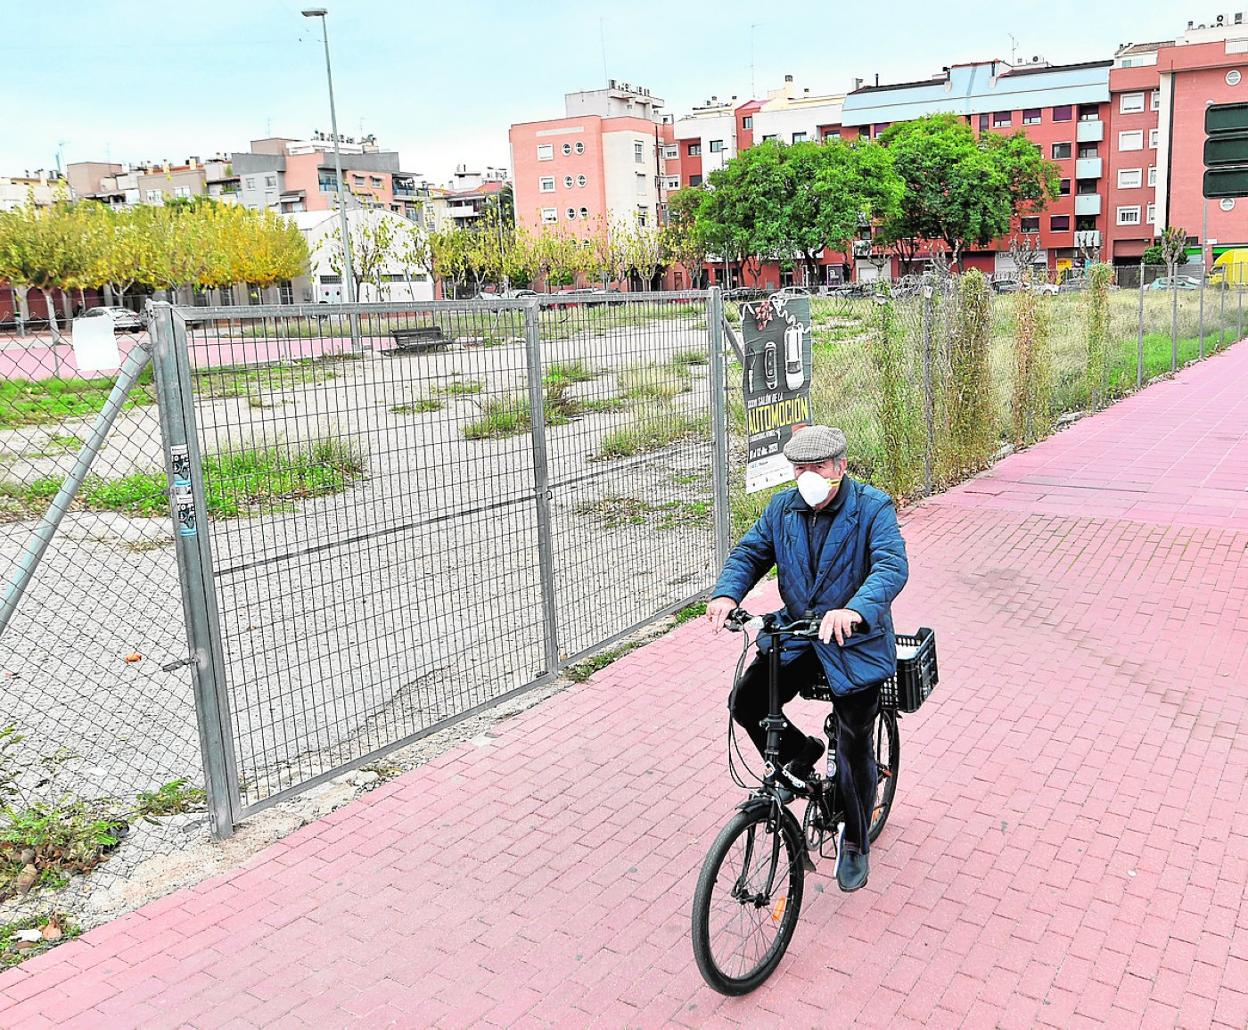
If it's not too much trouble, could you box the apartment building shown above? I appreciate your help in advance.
[66,157,239,207]
[1106,16,1248,264]
[510,81,671,237]
[840,58,1112,280]
[0,170,67,210]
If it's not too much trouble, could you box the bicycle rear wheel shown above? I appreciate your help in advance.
[868,708,900,842]
[691,805,805,995]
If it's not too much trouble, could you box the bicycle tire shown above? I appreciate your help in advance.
[691,805,805,995]
[868,708,900,843]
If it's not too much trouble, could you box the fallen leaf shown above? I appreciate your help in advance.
[13,929,42,943]
[15,864,38,894]
[41,923,62,942]
[123,653,142,664]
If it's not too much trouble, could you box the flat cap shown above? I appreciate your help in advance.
[782,425,847,464]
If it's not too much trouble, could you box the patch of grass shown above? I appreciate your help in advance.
[671,349,709,367]
[0,369,156,430]
[463,394,534,440]
[578,397,628,414]
[673,601,707,625]
[134,779,207,819]
[564,641,645,683]
[391,398,443,415]
[1,913,81,968]
[577,495,711,530]
[436,378,483,396]
[618,363,690,402]
[595,405,708,460]
[544,361,597,386]
[192,356,350,401]
[0,440,367,523]
[671,471,705,486]
[0,799,128,902]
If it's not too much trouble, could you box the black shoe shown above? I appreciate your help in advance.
[777,736,825,792]
[837,848,869,892]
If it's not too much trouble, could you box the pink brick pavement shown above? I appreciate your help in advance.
[3,344,1248,1028]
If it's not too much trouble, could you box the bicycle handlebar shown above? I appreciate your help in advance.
[724,608,822,639]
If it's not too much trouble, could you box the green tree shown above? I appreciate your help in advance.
[661,187,707,288]
[878,114,1059,269]
[698,139,788,283]
[0,200,84,340]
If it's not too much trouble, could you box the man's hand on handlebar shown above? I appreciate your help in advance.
[706,596,738,634]
[819,608,863,646]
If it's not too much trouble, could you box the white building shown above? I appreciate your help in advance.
[753,78,845,144]
[290,209,433,304]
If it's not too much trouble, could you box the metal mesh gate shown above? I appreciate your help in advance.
[156,293,723,822]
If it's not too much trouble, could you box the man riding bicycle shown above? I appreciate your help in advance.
[706,425,909,892]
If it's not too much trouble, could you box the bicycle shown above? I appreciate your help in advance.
[690,608,937,995]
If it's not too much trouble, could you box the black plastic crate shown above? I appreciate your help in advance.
[798,627,938,712]
[881,628,938,712]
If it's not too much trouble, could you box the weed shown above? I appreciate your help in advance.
[544,361,597,386]
[134,779,207,819]
[595,406,708,459]
[436,379,483,396]
[670,349,709,367]
[391,398,443,415]
[1,913,81,968]
[673,601,708,625]
[0,369,155,430]
[0,799,128,902]
[618,364,690,402]
[564,641,645,683]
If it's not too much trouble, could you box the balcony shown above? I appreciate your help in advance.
[1075,157,1103,179]
[1076,120,1104,143]
[1074,194,1102,217]
[1074,230,1101,249]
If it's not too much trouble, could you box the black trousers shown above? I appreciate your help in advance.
[729,649,881,854]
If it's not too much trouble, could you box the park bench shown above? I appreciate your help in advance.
[388,325,449,353]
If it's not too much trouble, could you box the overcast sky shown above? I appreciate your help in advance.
[2,0,1196,185]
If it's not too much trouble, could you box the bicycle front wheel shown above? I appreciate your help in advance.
[868,708,900,843]
[691,805,805,995]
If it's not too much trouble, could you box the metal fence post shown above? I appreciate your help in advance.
[1137,268,1145,390]
[523,301,561,676]
[1220,283,1227,349]
[1170,281,1179,373]
[1199,278,1207,361]
[922,281,935,497]
[1239,285,1244,342]
[149,302,239,839]
[707,287,731,570]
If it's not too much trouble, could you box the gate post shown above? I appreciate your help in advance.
[523,301,561,676]
[708,288,732,570]
[149,302,240,839]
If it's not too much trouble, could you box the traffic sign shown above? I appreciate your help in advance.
[1204,103,1248,199]
[1206,102,1248,134]
[1203,167,1248,198]
[1204,132,1248,165]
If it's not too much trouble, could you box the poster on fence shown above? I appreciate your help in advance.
[740,295,813,493]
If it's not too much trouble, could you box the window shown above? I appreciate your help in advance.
[663,146,678,159]
[1148,165,1157,186]
[566,207,576,220]
[575,141,585,154]
[563,175,574,188]
[1079,104,1100,121]
[742,116,753,129]
[579,207,589,219]
[1119,130,1144,151]
[319,172,339,192]
[1076,180,1098,195]
[1078,143,1099,159]
[539,176,555,193]
[1059,178,1071,196]
[1117,168,1142,188]
[636,207,648,227]
[264,175,277,188]
[822,130,841,141]
[1120,93,1145,113]
[1020,217,1040,233]
[635,172,647,195]
[173,185,191,198]
[688,143,701,156]
[634,141,645,163]
[562,143,572,155]
[1053,105,1073,121]
[537,144,553,161]
[1052,142,1072,160]
[244,177,255,189]
[577,174,587,187]
[145,188,163,203]
[541,207,557,223]
[370,177,383,188]
[1146,202,1156,224]
[792,131,808,143]
[761,134,777,142]
[993,111,1012,127]
[978,113,990,131]
[1050,215,1071,231]
[1150,90,1161,111]
[352,174,365,184]
[1149,128,1159,149]
[1023,108,1041,125]
[665,176,680,190]
[709,139,725,152]
[1117,205,1141,225]
[689,174,703,187]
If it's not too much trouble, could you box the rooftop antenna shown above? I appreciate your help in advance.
[1008,32,1018,65]
[55,140,67,176]
[599,17,608,85]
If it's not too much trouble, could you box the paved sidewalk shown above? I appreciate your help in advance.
[3,344,1248,1028]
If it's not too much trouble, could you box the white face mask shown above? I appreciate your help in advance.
[796,470,831,507]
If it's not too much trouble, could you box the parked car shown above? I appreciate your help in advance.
[80,306,143,332]
[991,277,1024,294]
[1147,276,1202,291]
[475,288,537,300]
[723,286,765,302]
[771,286,811,299]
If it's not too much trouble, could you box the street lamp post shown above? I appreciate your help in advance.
[302,7,356,306]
